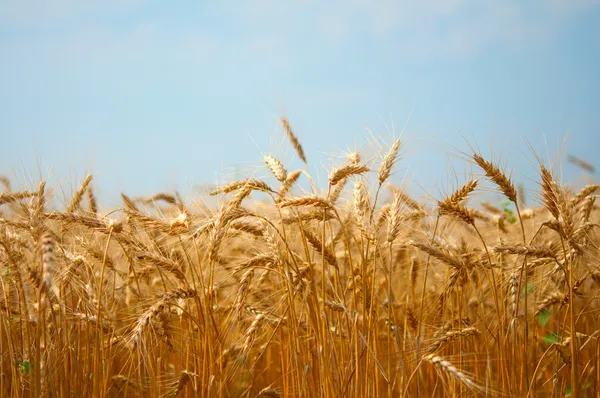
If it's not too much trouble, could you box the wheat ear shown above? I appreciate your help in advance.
[281,116,307,163]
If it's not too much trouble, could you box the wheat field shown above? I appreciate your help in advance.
[0,118,599,397]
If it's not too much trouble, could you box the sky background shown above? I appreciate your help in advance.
[1,1,599,208]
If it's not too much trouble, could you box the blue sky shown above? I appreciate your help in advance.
[1,1,599,207]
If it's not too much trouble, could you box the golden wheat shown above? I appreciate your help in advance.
[0,134,598,398]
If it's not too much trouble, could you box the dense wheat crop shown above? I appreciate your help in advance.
[1,120,599,397]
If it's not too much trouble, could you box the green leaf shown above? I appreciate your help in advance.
[500,200,518,224]
[542,332,560,344]
[582,382,591,390]
[520,283,533,298]
[17,360,33,374]
[538,309,552,326]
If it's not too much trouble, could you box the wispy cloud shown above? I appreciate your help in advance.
[237,0,599,56]
[0,0,142,25]
[3,1,597,61]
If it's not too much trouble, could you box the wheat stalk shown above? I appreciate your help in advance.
[473,153,517,203]
[264,155,288,182]
[329,164,370,186]
[66,174,93,213]
[379,138,401,185]
[281,116,307,163]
